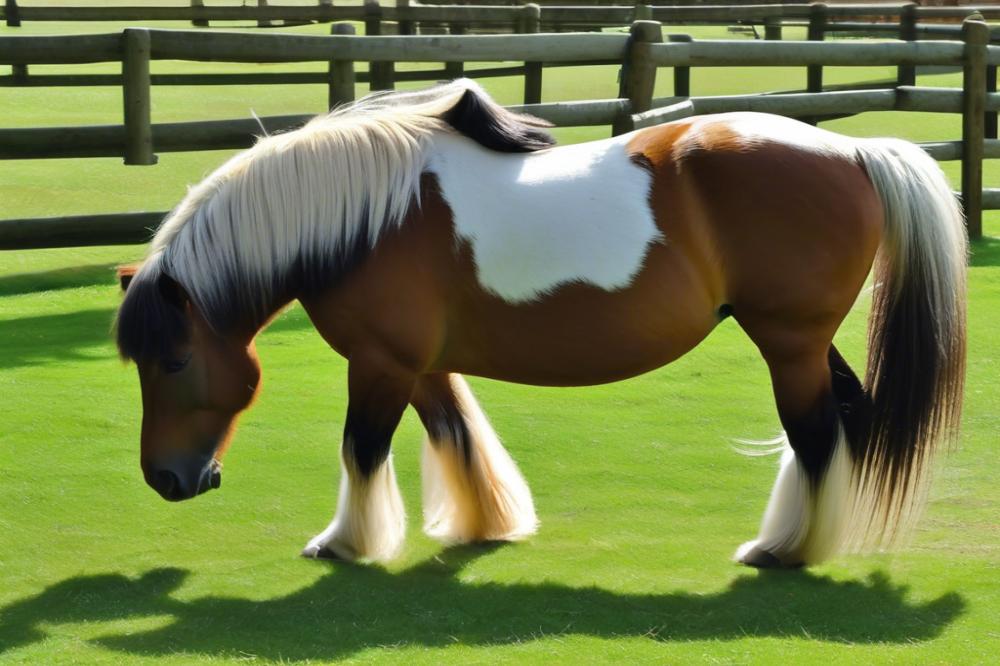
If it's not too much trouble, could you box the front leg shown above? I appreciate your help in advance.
[302,350,415,562]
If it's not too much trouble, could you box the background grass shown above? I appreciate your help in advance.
[1,14,999,665]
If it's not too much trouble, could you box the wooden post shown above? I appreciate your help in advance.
[634,3,652,22]
[669,34,692,98]
[257,0,273,29]
[522,4,542,104]
[397,0,415,36]
[962,16,988,239]
[614,20,663,135]
[122,28,156,165]
[897,3,918,87]
[764,16,782,41]
[364,0,381,36]
[5,0,21,27]
[328,23,356,109]
[987,64,997,140]
[807,3,827,95]
[445,23,466,79]
[5,1,26,81]
[190,0,208,28]
[365,0,395,91]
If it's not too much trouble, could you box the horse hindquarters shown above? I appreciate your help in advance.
[737,138,967,568]
[412,373,537,544]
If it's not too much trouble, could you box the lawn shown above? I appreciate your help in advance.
[1,14,999,665]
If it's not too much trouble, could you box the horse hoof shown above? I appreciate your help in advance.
[735,541,803,569]
[301,543,351,561]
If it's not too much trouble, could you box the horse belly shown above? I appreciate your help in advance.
[437,244,721,386]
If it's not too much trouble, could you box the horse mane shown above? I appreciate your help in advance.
[116,79,554,362]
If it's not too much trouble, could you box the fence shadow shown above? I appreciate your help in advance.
[0,263,122,297]
[969,235,1000,267]
[0,545,964,661]
[0,308,117,369]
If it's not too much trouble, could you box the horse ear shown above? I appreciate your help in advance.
[117,264,139,291]
[158,273,190,310]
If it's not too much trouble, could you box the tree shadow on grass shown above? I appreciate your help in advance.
[0,545,965,661]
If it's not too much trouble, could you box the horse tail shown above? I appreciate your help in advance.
[849,138,967,549]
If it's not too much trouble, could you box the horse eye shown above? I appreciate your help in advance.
[163,353,191,374]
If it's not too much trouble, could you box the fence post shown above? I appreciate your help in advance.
[364,0,381,36]
[328,23,356,109]
[962,16,988,240]
[446,23,466,79]
[257,0,273,29]
[764,16,782,41]
[634,3,652,22]
[122,28,156,165]
[987,64,997,140]
[190,0,208,27]
[669,33,691,98]
[365,0,395,91]
[614,20,663,135]
[5,0,21,27]
[6,2,27,80]
[897,3,918,87]
[807,3,826,95]
[397,0,415,36]
[522,4,542,104]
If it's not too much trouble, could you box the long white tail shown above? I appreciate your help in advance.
[848,137,967,549]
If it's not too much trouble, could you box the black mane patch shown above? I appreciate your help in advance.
[116,260,190,363]
[440,88,555,153]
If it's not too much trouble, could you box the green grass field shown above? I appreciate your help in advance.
[1,14,999,665]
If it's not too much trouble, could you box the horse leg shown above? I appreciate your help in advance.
[411,373,537,544]
[735,319,861,568]
[302,350,415,562]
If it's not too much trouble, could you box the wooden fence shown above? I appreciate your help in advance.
[4,1,1000,36]
[1,17,998,248]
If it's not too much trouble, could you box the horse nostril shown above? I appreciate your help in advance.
[154,469,182,500]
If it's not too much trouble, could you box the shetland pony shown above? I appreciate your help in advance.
[116,79,966,568]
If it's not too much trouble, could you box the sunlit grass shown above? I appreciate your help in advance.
[1,16,999,665]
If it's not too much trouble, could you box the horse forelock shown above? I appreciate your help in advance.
[140,80,552,338]
[116,254,190,363]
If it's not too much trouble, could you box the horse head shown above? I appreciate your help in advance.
[117,263,261,501]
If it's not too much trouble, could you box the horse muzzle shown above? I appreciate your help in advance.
[147,458,222,502]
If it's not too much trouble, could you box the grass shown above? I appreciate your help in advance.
[2,15,1000,665]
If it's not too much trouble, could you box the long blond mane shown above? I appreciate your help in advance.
[117,80,553,360]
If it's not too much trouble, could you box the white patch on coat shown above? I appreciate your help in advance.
[427,132,661,303]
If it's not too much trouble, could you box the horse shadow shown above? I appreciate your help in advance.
[0,545,964,661]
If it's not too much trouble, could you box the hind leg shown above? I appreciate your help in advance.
[735,316,861,567]
[411,373,537,544]
[302,350,414,562]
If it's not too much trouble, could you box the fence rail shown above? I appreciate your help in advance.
[1,16,998,246]
[3,2,1000,28]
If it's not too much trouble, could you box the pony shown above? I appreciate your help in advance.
[116,79,966,568]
